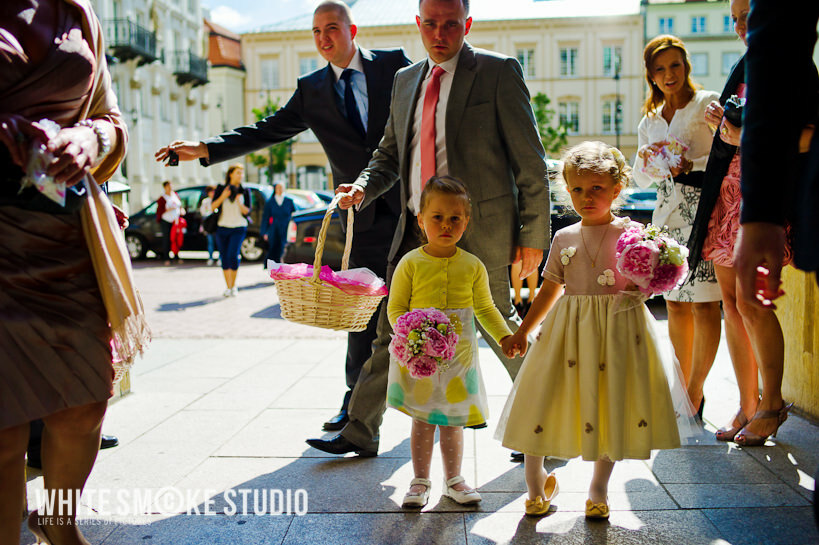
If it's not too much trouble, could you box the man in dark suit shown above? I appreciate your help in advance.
[307,0,549,459]
[156,0,411,431]
[735,0,818,302]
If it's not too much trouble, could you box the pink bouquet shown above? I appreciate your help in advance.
[616,223,689,296]
[389,308,458,378]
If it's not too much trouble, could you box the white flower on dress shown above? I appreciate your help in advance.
[597,269,616,286]
[560,247,577,266]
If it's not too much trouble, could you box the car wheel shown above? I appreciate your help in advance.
[240,233,264,262]
[125,232,147,260]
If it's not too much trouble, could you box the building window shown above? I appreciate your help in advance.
[260,58,279,90]
[690,53,708,76]
[691,16,706,34]
[722,52,741,75]
[560,47,578,77]
[516,48,535,79]
[177,99,185,125]
[299,56,318,76]
[723,14,733,33]
[602,100,618,135]
[603,45,622,77]
[558,101,579,135]
[659,17,674,34]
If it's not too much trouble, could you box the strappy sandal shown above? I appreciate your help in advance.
[715,408,749,442]
[27,511,53,544]
[735,402,794,447]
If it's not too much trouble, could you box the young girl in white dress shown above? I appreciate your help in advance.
[387,176,513,509]
[498,142,692,518]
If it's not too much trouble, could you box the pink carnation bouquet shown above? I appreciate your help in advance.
[616,223,689,297]
[388,308,459,378]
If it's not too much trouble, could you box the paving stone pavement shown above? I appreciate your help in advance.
[20,258,818,544]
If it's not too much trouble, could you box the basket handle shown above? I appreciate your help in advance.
[312,192,355,283]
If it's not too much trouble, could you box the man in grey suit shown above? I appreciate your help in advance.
[307,0,549,458]
[155,0,411,432]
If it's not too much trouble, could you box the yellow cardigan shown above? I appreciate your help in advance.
[387,247,512,343]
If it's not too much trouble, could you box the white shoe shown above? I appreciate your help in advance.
[443,475,481,505]
[230,287,238,296]
[402,477,431,508]
[223,289,232,297]
[207,258,214,266]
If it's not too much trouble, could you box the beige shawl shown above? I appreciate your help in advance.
[70,0,150,375]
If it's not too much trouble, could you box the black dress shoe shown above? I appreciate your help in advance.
[100,434,119,449]
[510,451,524,462]
[322,410,349,431]
[306,435,377,457]
[26,452,42,470]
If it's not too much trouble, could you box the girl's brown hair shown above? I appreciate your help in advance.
[225,163,244,185]
[418,175,472,217]
[641,35,699,116]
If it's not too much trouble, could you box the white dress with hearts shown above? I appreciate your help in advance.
[495,216,688,461]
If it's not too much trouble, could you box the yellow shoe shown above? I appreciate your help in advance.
[525,496,550,516]
[585,498,610,519]
[524,472,559,516]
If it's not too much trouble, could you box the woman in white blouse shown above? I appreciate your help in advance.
[633,35,721,417]
[212,164,250,296]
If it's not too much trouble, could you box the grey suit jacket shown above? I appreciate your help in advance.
[353,43,549,270]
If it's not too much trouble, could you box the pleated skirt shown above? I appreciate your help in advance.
[0,205,113,431]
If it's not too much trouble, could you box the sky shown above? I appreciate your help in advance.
[203,0,316,32]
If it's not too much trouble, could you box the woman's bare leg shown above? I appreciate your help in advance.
[39,400,108,545]
[0,423,29,545]
[686,301,722,409]
[666,300,694,382]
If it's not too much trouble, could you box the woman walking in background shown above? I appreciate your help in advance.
[213,164,250,297]
[633,35,722,418]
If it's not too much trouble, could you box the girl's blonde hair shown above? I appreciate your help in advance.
[561,141,631,189]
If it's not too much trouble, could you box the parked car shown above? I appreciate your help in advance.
[282,170,658,271]
[125,184,322,262]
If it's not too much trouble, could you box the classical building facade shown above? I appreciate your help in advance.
[91,0,217,210]
[240,0,645,189]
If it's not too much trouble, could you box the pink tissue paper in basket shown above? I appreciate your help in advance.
[267,261,388,297]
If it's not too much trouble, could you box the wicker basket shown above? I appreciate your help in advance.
[275,194,385,331]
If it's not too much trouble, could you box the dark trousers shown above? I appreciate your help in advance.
[265,225,288,264]
[341,206,398,412]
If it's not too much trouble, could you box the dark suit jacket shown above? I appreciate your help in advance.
[201,47,411,232]
[741,0,819,271]
[354,43,550,270]
[687,56,745,271]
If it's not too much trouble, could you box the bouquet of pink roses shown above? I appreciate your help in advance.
[388,308,459,378]
[616,223,689,297]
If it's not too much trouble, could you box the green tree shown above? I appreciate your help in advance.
[248,97,293,184]
[531,92,568,157]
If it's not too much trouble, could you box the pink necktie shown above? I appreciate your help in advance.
[420,66,445,188]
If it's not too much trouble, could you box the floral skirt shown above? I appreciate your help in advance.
[387,308,488,427]
[703,154,793,268]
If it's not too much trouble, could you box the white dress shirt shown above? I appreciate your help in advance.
[330,48,369,132]
[407,54,459,214]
